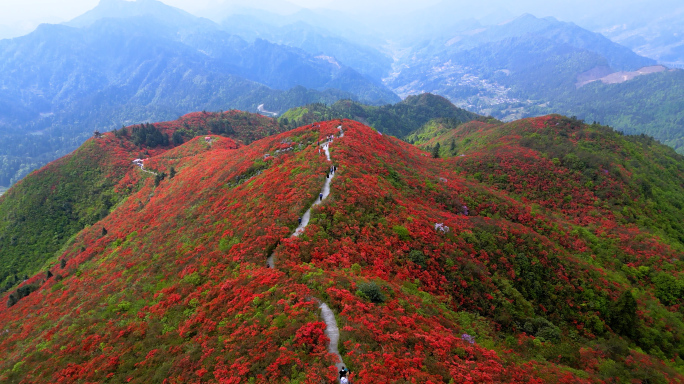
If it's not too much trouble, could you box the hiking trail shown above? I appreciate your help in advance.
[266,124,348,380]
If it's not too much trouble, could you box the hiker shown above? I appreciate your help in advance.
[339,367,350,384]
[298,217,302,225]
[319,193,323,201]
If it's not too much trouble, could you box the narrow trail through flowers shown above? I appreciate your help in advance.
[267,125,347,379]
[133,160,157,176]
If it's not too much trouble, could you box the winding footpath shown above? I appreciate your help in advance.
[267,125,348,380]
[133,160,158,176]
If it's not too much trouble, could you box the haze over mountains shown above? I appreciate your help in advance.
[3,1,684,382]
[0,0,683,188]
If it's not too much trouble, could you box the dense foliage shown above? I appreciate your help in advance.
[279,93,480,138]
[0,110,287,296]
[527,70,684,154]
[1,115,684,383]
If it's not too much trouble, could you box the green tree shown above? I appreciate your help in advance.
[609,290,637,337]
[432,142,441,158]
[652,273,682,306]
[154,172,167,187]
[172,131,184,146]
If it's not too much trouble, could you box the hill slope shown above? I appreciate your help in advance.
[0,111,286,294]
[0,0,399,189]
[279,93,481,138]
[2,116,684,382]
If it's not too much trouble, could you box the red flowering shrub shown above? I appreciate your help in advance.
[0,116,683,383]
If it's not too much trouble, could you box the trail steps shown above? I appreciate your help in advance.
[266,124,348,381]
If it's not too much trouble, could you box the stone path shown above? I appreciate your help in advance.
[133,159,157,176]
[319,301,345,371]
[266,124,348,381]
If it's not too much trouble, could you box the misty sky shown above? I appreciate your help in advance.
[0,0,678,39]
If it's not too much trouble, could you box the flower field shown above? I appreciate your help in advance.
[1,114,684,383]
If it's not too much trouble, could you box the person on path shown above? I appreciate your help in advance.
[319,193,323,201]
[339,368,350,384]
[298,217,302,225]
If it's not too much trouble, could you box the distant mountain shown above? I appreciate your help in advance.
[597,7,684,68]
[559,0,684,67]
[385,13,684,154]
[219,16,393,80]
[0,0,399,188]
[440,14,654,71]
[65,0,211,29]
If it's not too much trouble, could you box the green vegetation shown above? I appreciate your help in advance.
[529,70,684,154]
[356,281,386,303]
[279,93,479,138]
[131,124,169,148]
[0,139,127,294]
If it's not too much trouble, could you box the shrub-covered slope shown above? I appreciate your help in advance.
[279,93,480,138]
[1,117,684,383]
[0,110,285,295]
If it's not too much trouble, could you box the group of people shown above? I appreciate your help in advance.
[339,367,351,383]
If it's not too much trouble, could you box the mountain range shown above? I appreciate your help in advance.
[383,13,684,155]
[0,0,398,188]
[2,0,684,192]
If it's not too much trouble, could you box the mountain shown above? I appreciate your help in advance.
[279,93,481,138]
[0,0,399,189]
[526,69,684,153]
[575,0,684,68]
[65,0,212,29]
[219,15,393,81]
[0,111,287,294]
[387,13,656,98]
[2,113,684,382]
[385,13,684,154]
[386,14,657,109]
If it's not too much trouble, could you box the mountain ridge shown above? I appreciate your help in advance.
[2,112,684,382]
[0,8,399,188]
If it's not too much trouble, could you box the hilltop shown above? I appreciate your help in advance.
[1,114,684,382]
[0,110,286,295]
[279,93,481,138]
[0,0,399,189]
